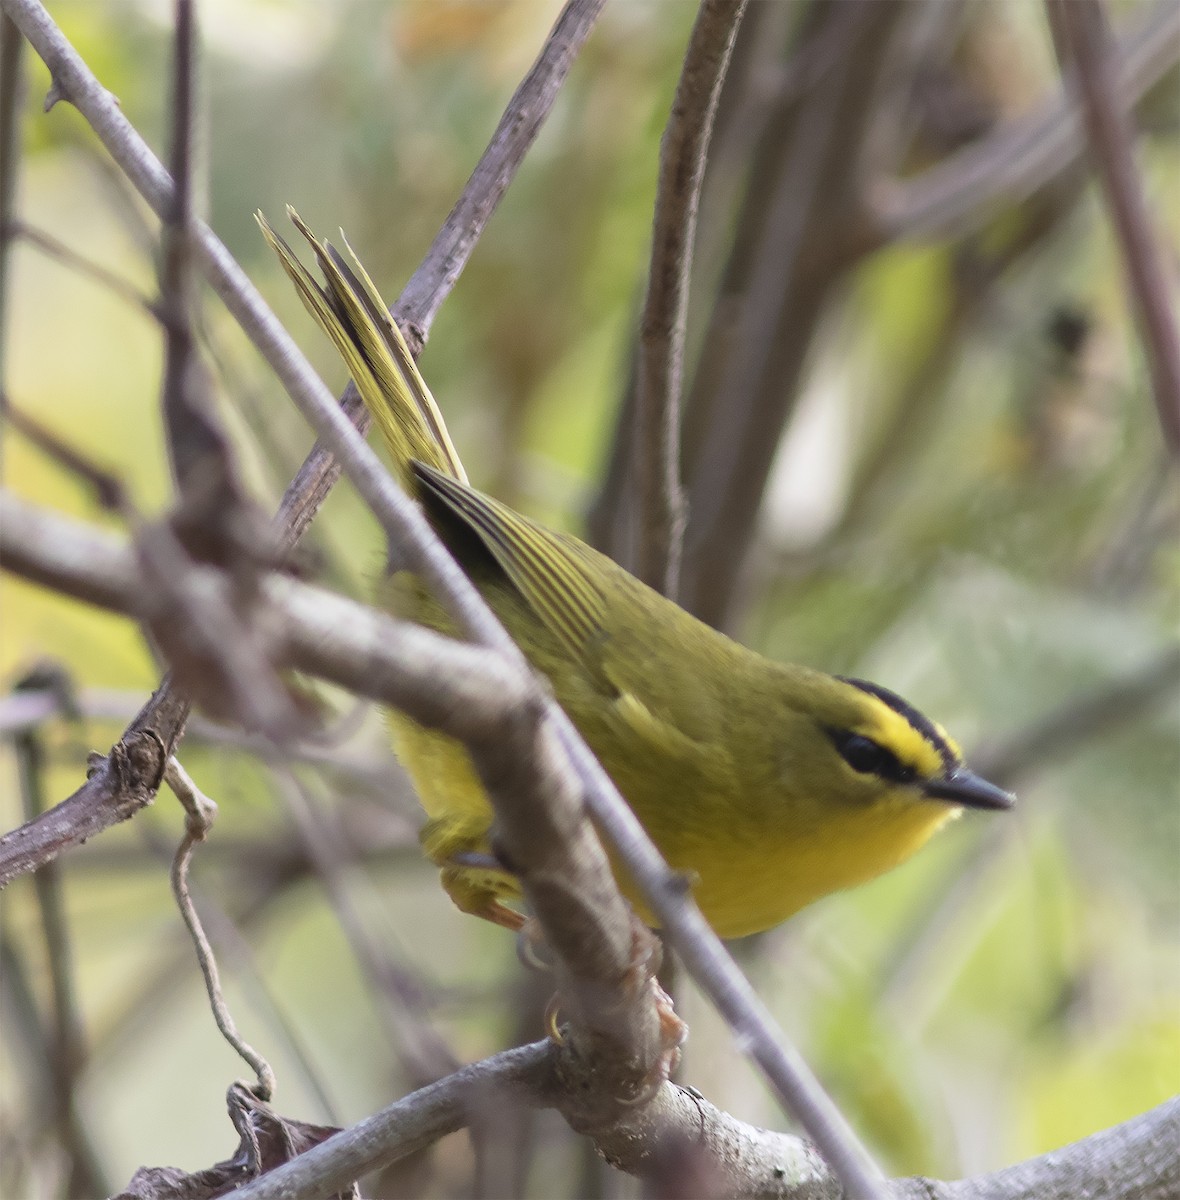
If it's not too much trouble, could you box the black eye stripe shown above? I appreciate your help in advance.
[836,676,960,774]
[826,729,919,785]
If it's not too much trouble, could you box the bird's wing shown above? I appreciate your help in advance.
[412,462,611,684]
[413,462,727,778]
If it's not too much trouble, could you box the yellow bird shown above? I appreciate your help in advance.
[260,210,1014,940]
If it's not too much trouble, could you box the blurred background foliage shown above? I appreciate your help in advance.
[1,0,1178,1196]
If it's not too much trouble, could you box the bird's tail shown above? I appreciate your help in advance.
[257,207,466,486]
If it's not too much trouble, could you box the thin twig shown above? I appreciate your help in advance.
[1,393,127,510]
[165,755,277,1101]
[88,822,391,1129]
[634,0,747,597]
[147,812,346,1126]
[2,219,157,313]
[1046,0,1180,455]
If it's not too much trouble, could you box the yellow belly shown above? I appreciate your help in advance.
[396,711,957,939]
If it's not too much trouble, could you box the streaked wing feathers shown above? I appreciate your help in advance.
[413,463,611,683]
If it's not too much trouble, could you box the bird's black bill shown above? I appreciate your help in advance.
[924,768,1015,810]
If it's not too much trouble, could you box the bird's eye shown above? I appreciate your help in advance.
[827,730,917,783]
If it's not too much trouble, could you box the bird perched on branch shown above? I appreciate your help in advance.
[260,209,1014,941]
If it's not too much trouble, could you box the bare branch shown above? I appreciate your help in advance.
[208,1040,1180,1200]
[634,0,747,597]
[232,1043,551,1200]
[1046,0,1180,455]
[893,1096,1180,1200]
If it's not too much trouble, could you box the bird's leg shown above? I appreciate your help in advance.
[629,924,687,1090]
[440,851,526,930]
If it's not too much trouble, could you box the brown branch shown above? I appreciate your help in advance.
[633,0,747,597]
[213,1038,1180,1200]
[1046,0,1180,455]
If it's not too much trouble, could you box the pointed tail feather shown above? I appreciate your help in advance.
[257,208,467,485]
